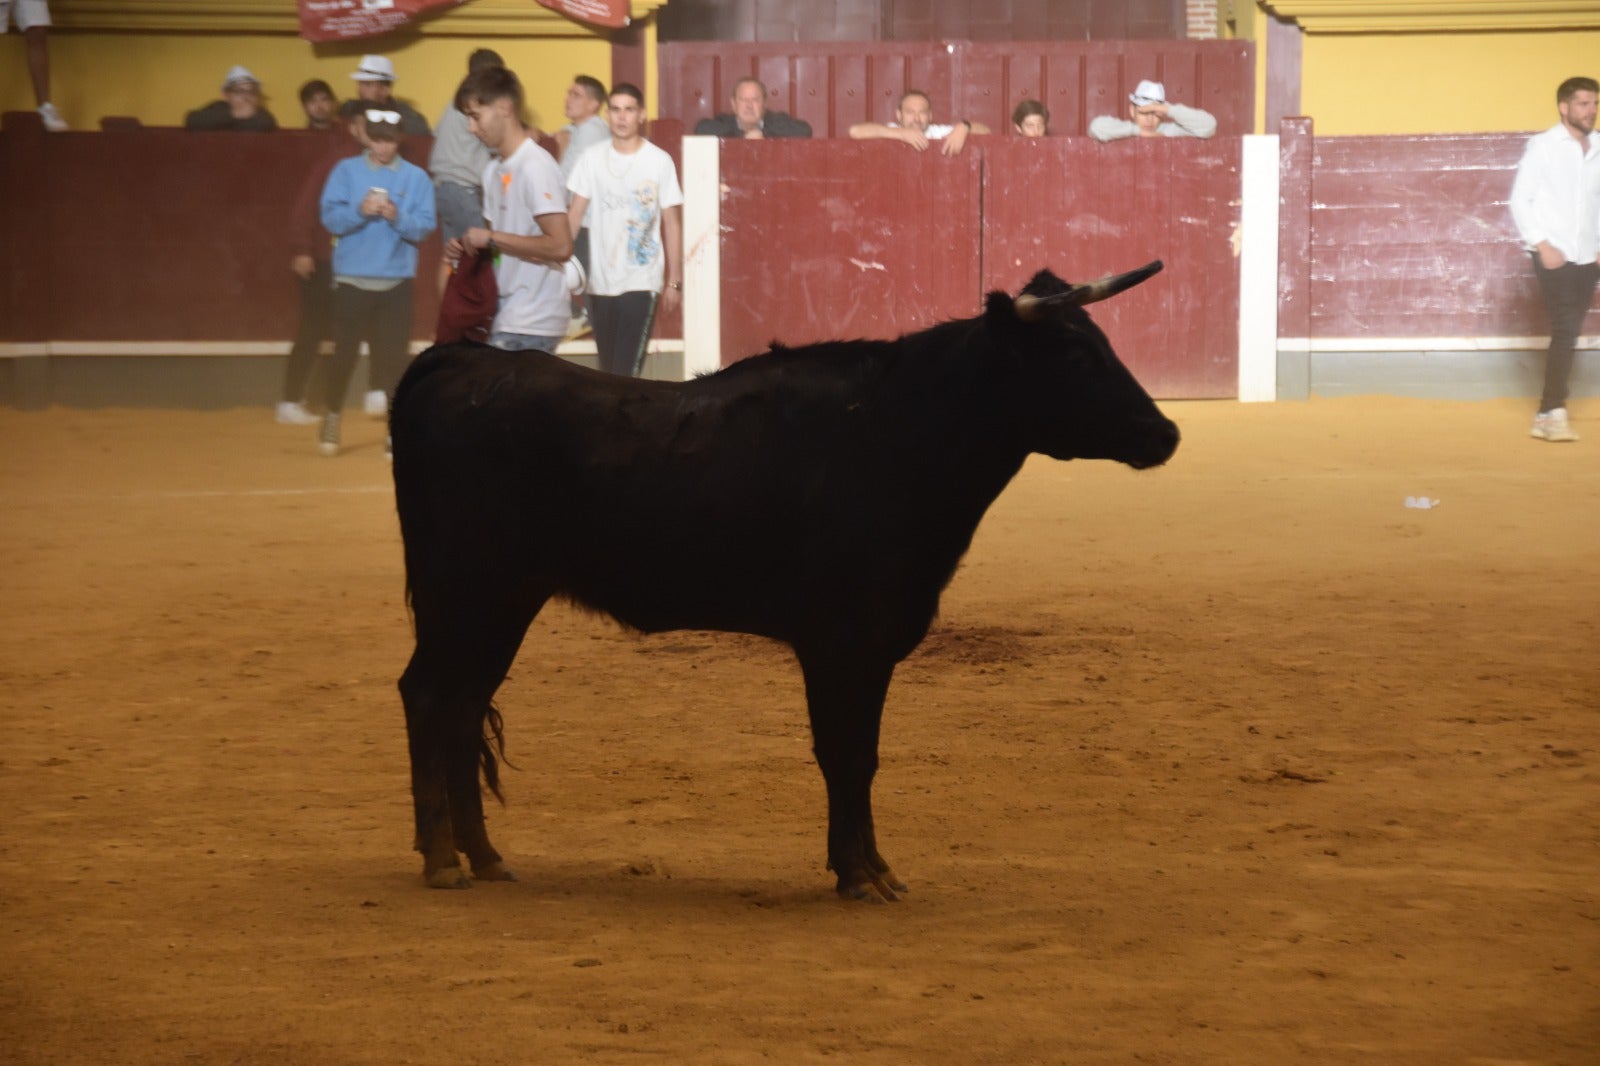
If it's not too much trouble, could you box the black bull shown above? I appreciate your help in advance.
[390,263,1180,900]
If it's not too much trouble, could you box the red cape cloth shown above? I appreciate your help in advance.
[435,249,497,344]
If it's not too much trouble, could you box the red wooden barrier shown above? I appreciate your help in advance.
[1306,133,1547,338]
[982,136,1241,397]
[660,40,1254,140]
[716,138,982,360]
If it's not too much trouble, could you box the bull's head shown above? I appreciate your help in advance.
[988,263,1179,470]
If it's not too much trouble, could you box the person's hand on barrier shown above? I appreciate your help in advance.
[942,122,969,156]
[291,255,315,280]
[898,127,929,152]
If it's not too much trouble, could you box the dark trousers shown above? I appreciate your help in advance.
[326,280,413,413]
[1532,254,1600,412]
[283,260,333,404]
[590,290,660,377]
[570,227,590,318]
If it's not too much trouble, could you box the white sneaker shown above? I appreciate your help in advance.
[363,390,387,419]
[37,102,68,132]
[275,401,319,425]
[1530,407,1579,443]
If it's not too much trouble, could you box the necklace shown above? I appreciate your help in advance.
[605,144,641,180]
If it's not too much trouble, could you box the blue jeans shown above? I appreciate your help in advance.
[489,331,562,354]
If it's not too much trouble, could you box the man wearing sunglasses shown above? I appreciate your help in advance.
[317,109,436,456]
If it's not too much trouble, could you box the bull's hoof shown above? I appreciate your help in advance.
[471,861,518,883]
[836,869,906,903]
[425,865,473,889]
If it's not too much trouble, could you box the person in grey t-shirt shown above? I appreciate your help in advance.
[556,75,609,335]
[431,48,503,295]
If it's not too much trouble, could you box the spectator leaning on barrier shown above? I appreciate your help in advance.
[566,82,683,378]
[299,78,338,131]
[694,77,812,139]
[1012,99,1048,137]
[185,65,278,132]
[431,48,504,296]
[1089,80,1215,142]
[317,109,436,457]
[1510,75,1600,444]
[449,64,574,356]
[849,90,989,156]
[350,54,430,137]
[2,0,66,130]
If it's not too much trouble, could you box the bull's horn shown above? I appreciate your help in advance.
[1013,260,1164,321]
[1066,260,1163,306]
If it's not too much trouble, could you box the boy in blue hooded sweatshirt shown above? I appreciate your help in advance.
[317,109,435,456]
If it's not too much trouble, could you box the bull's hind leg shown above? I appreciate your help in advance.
[399,597,542,888]
[796,650,907,902]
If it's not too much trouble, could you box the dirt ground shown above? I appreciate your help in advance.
[0,396,1596,1064]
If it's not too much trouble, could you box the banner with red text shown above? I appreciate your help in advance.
[298,0,463,43]
[536,0,629,29]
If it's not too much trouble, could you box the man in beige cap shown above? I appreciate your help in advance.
[184,65,278,131]
[350,54,429,136]
[1089,79,1216,141]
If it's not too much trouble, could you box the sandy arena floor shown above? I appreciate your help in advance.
[0,397,1596,1064]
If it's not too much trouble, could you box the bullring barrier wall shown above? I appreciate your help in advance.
[2,112,1596,407]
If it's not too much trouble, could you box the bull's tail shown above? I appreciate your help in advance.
[481,701,509,804]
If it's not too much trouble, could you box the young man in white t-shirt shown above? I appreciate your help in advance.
[447,64,573,354]
[566,83,683,377]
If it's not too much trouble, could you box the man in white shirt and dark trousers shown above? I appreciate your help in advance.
[447,65,574,355]
[1511,75,1600,443]
[566,83,684,377]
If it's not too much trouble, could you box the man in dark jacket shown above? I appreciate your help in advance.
[184,65,278,132]
[693,77,811,139]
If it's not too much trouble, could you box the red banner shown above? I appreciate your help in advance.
[536,0,630,28]
[298,0,463,43]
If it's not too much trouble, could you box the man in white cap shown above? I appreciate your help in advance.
[1089,79,1216,142]
[184,65,278,131]
[351,54,430,136]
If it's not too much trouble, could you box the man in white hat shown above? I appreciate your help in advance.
[1089,79,1216,142]
[184,65,278,132]
[351,54,430,136]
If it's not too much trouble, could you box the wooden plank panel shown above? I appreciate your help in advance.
[1043,53,1087,136]
[718,139,982,361]
[791,55,834,133]
[958,52,1008,132]
[982,137,1241,398]
[1302,130,1596,338]
[1278,117,1314,339]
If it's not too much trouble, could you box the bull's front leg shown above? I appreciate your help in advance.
[797,650,908,902]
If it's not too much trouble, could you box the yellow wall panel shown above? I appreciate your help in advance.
[1301,30,1600,135]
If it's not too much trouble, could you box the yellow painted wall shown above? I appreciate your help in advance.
[1300,30,1600,135]
[0,32,610,132]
